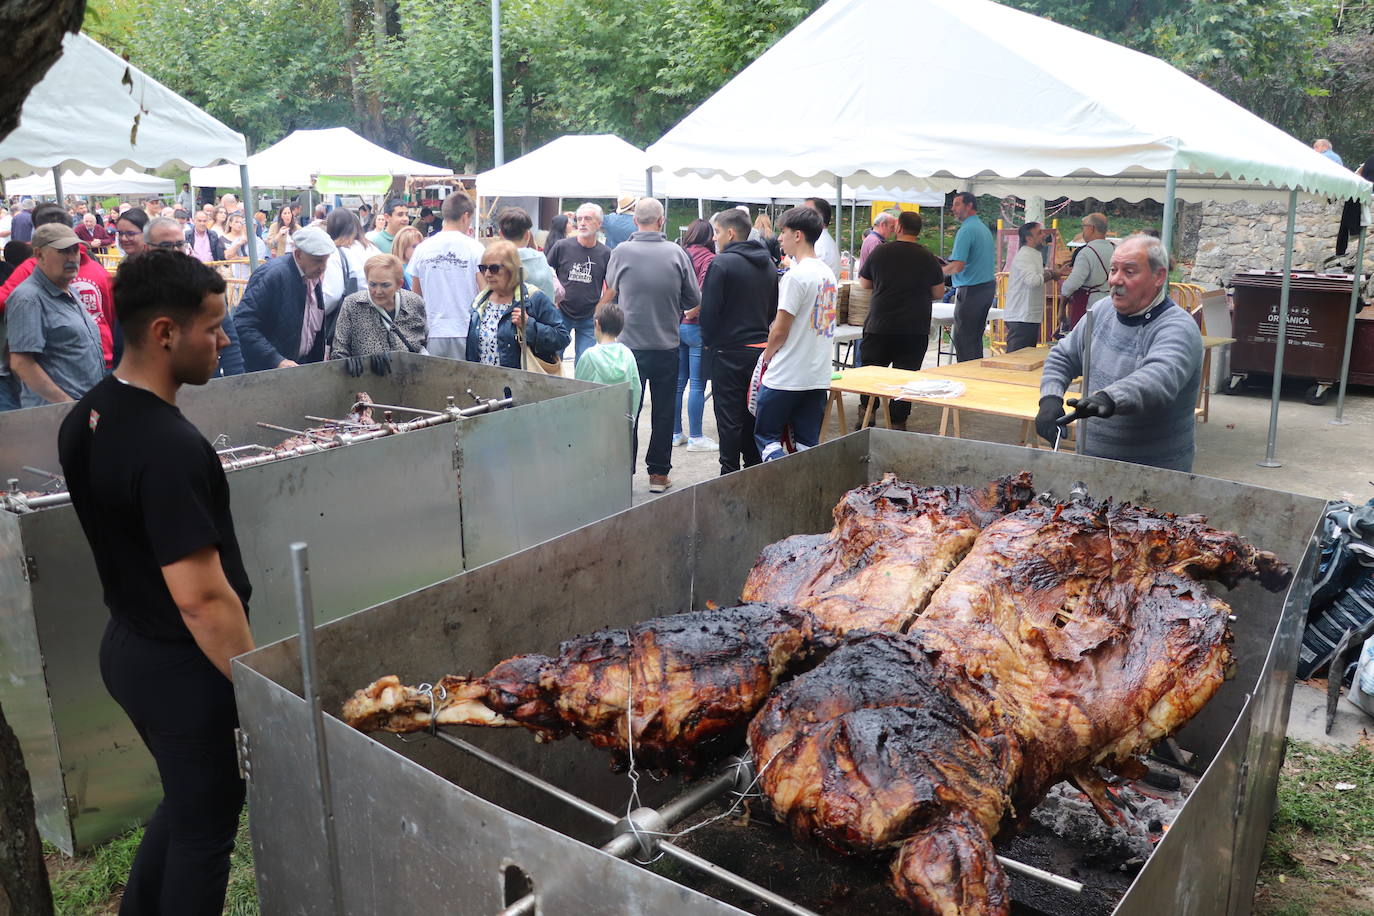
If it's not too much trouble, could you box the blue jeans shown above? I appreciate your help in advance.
[564,314,596,365]
[754,385,827,462]
[0,374,19,412]
[673,323,706,439]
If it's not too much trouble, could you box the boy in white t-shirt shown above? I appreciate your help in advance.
[754,206,837,462]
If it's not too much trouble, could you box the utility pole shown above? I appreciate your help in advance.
[492,0,504,167]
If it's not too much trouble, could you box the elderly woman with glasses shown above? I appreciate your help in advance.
[330,253,428,376]
[465,239,568,369]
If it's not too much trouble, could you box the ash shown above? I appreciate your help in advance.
[1030,769,1196,866]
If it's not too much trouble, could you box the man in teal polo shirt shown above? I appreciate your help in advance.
[942,191,996,362]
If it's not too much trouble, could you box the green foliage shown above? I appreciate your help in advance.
[45,828,141,914]
[88,0,355,150]
[86,0,820,169]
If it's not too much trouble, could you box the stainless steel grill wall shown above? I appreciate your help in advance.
[234,430,1322,916]
[0,355,633,853]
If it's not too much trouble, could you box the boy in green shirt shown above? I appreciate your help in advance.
[574,304,641,415]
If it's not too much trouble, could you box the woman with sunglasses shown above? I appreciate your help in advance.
[465,240,568,369]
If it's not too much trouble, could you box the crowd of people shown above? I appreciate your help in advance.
[1,179,1210,478]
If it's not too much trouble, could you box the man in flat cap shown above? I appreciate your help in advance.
[233,226,335,371]
[7,222,106,406]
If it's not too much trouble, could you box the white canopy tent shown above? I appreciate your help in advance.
[646,0,1373,467]
[0,32,247,180]
[7,168,174,198]
[190,127,453,193]
[476,134,944,205]
[646,0,1367,207]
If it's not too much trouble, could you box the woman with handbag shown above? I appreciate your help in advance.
[465,240,570,371]
[330,254,428,375]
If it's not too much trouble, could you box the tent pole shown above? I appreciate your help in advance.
[645,168,654,200]
[940,204,945,256]
[52,170,64,206]
[1332,220,1367,425]
[240,164,258,274]
[1161,169,1178,257]
[1260,188,1299,468]
[491,0,504,166]
[834,177,843,262]
[698,198,704,220]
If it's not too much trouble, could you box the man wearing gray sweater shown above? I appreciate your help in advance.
[601,198,701,492]
[1037,235,1202,471]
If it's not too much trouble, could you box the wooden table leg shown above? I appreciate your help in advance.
[836,391,848,437]
[951,409,962,438]
[1021,419,1035,448]
[939,407,949,436]
[862,396,878,429]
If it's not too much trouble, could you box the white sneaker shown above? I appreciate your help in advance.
[672,434,688,447]
[686,436,718,452]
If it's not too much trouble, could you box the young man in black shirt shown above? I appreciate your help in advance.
[855,210,945,430]
[58,249,252,916]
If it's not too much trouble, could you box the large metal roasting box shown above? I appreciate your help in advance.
[234,429,1322,916]
[0,354,633,852]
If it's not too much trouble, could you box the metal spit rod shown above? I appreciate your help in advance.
[435,733,1082,915]
[435,734,821,916]
[291,543,346,916]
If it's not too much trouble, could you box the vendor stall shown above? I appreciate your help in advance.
[4,167,174,199]
[646,0,1371,466]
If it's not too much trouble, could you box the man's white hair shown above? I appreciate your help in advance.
[576,202,603,221]
[1123,233,1169,274]
[873,211,898,227]
[634,197,664,226]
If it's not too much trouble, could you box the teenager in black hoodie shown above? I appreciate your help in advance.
[700,209,779,474]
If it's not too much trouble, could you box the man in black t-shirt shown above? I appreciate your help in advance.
[58,249,252,916]
[546,202,612,364]
[856,210,946,429]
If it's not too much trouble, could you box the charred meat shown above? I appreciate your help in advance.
[343,603,836,772]
[741,473,1035,634]
[747,499,1291,915]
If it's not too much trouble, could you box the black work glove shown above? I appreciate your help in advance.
[369,352,392,376]
[344,356,365,377]
[1061,391,1117,424]
[1036,395,1065,444]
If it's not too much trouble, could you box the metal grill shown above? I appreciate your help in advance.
[235,430,1321,915]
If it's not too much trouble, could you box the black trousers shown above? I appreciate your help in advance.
[632,347,678,477]
[858,331,928,426]
[710,346,763,473]
[1004,321,1041,353]
[100,618,244,916]
[1338,198,1363,256]
[952,280,997,362]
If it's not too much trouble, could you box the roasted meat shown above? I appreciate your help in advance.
[748,499,1291,915]
[343,603,835,772]
[741,473,1035,634]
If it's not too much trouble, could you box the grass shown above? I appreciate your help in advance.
[1254,740,1374,916]
[44,812,259,915]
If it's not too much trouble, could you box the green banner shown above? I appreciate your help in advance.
[315,174,392,195]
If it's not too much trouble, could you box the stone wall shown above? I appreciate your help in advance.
[1188,198,1372,288]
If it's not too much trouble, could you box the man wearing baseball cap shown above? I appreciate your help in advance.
[233,225,336,371]
[6,222,107,406]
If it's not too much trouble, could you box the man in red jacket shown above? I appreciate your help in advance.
[0,203,116,367]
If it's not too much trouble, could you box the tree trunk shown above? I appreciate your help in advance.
[0,701,53,916]
[0,0,88,142]
[337,0,370,135]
